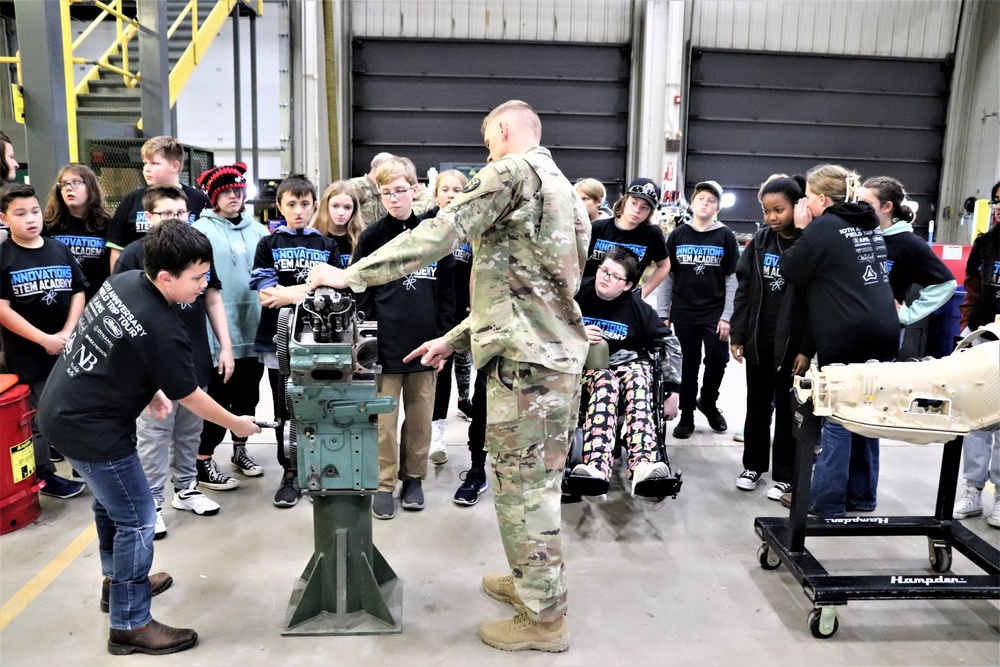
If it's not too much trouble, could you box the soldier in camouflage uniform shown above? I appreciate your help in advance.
[308,100,590,652]
[347,152,394,227]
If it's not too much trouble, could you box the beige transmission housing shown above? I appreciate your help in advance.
[793,321,1000,445]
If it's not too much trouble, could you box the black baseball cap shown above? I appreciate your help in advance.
[625,177,660,208]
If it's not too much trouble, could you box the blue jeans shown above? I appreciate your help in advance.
[961,429,1000,489]
[65,452,156,630]
[808,420,879,518]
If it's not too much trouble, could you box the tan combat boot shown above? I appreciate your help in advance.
[481,573,527,613]
[478,612,569,652]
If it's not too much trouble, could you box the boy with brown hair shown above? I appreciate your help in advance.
[106,136,211,270]
[352,157,455,519]
[0,183,88,499]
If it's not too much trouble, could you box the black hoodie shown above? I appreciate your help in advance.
[779,202,898,366]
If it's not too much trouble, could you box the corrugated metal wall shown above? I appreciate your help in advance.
[691,0,961,59]
[349,0,632,43]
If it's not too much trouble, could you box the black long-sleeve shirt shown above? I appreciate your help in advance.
[352,211,455,373]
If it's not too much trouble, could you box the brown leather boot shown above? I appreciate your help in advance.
[101,572,174,613]
[107,619,198,655]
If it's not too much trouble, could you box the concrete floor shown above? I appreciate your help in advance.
[2,362,998,666]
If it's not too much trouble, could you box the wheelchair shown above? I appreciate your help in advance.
[562,338,683,502]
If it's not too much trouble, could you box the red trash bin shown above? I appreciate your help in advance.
[0,383,45,534]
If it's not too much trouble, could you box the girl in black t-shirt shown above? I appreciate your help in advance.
[43,163,112,301]
[729,175,806,500]
[584,177,670,299]
[313,181,363,267]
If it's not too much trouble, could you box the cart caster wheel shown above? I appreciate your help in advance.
[757,543,781,570]
[808,607,839,639]
[929,543,952,573]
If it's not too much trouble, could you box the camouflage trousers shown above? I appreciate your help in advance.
[485,357,581,623]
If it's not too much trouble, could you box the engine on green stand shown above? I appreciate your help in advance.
[276,287,401,635]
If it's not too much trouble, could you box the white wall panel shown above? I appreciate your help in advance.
[691,0,960,58]
[350,0,632,43]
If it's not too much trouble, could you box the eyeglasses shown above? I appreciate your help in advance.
[597,266,627,284]
[150,210,189,221]
[57,179,85,191]
[379,187,412,200]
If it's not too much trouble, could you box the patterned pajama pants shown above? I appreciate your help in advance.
[581,361,657,480]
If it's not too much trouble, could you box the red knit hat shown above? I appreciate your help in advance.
[198,162,248,206]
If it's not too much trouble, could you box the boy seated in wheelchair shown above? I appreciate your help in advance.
[571,246,682,498]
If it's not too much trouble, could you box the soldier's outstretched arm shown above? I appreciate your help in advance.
[402,336,454,372]
[339,164,516,292]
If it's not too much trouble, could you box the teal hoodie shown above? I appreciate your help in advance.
[193,209,269,361]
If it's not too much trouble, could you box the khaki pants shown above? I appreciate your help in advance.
[377,371,436,492]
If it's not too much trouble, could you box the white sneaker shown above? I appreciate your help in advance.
[767,482,792,501]
[733,428,745,443]
[987,491,1000,528]
[429,420,448,465]
[153,503,167,540]
[631,461,670,497]
[171,481,221,516]
[953,485,983,519]
[570,463,608,481]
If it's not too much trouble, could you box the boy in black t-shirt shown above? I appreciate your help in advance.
[352,158,455,519]
[572,247,681,499]
[656,180,740,439]
[105,136,210,271]
[37,221,260,656]
[0,183,87,499]
[250,174,340,508]
[115,185,234,538]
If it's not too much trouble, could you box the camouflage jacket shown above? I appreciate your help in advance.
[346,175,385,228]
[345,147,591,374]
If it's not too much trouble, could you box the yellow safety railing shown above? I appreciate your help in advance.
[1,0,262,155]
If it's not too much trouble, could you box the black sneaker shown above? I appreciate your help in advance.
[48,447,65,463]
[672,412,694,439]
[457,398,475,421]
[372,491,396,519]
[401,478,424,510]
[230,445,263,477]
[454,467,488,506]
[273,470,300,507]
[736,469,762,491]
[38,473,85,499]
[196,458,240,491]
[696,398,727,432]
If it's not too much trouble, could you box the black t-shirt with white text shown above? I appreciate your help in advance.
[665,222,739,324]
[115,242,221,387]
[0,237,88,380]
[106,184,210,250]
[966,239,1000,331]
[47,214,110,301]
[575,277,671,359]
[37,272,199,462]
[251,227,341,352]
[584,217,668,280]
[757,233,796,343]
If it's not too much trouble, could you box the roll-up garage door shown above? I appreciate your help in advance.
[686,48,952,236]
[352,38,630,193]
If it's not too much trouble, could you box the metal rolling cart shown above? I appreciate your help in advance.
[754,393,1000,639]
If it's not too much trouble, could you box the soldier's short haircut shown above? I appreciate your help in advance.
[602,246,640,284]
[142,185,187,213]
[374,157,417,187]
[481,100,541,140]
[370,152,395,171]
[141,136,186,167]
[143,219,213,279]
